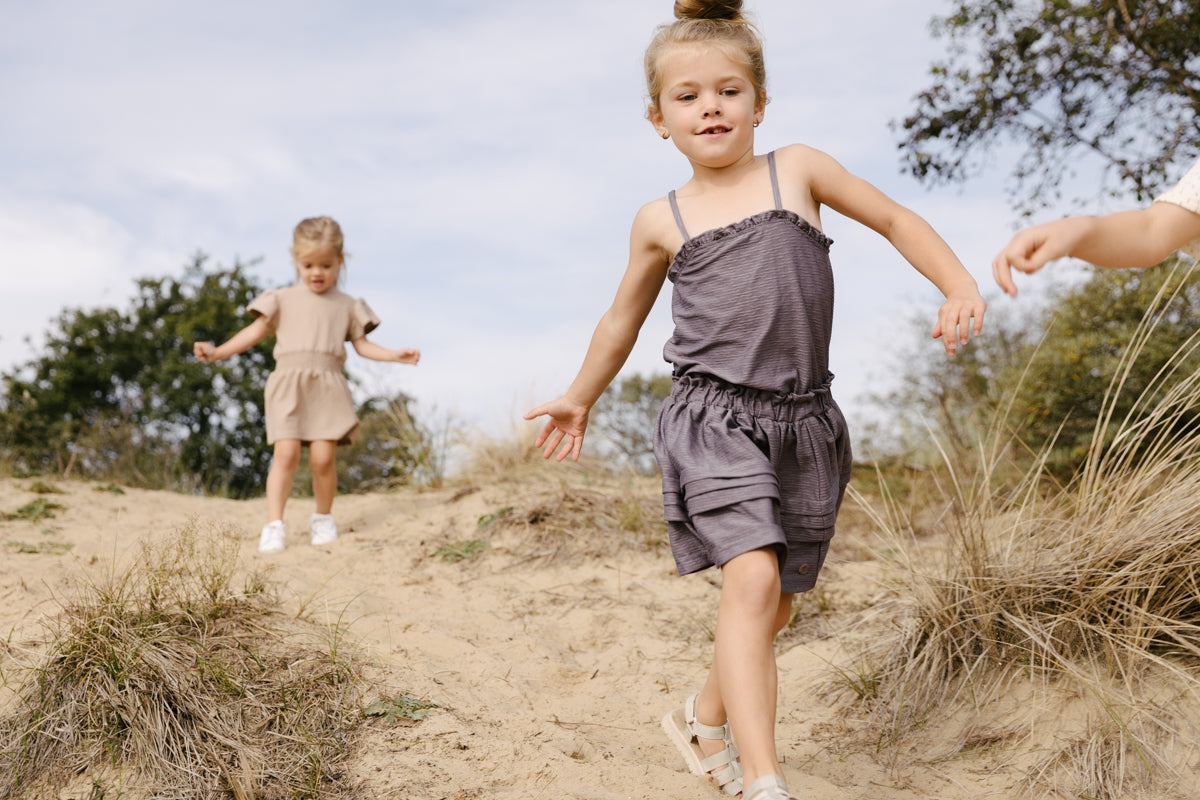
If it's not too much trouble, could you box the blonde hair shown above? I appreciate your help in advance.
[291,216,345,261]
[644,0,767,114]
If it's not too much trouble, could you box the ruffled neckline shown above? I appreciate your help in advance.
[674,208,833,264]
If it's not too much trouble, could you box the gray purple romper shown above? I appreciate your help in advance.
[652,151,852,593]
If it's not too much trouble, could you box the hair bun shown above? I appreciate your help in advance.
[673,0,744,22]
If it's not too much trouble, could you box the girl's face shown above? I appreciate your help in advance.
[295,246,342,294]
[650,44,764,170]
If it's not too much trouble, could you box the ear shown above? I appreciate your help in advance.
[647,104,669,140]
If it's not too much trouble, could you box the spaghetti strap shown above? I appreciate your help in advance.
[768,151,783,211]
[668,190,691,242]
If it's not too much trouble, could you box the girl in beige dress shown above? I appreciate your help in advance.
[194,217,420,552]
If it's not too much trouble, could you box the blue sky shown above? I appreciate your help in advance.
[2,1,1042,449]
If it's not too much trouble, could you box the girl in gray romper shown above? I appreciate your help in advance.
[526,3,987,799]
[656,150,851,595]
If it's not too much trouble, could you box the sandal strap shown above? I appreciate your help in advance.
[685,693,731,741]
[744,774,794,800]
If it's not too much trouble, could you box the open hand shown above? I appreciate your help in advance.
[524,396,590,462]
[930,290,986,358]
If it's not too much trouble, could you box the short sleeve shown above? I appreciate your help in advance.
[247,290,280,333]
[347,298,381,341]
[1154,158,1200,258]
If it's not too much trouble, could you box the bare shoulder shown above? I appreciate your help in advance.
[772,143,845,179]
[631,195,682,263]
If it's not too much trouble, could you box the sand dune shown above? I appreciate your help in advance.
[0,470,1127,799]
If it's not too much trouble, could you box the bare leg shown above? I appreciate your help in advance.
[696,548,793,789]
[308,440,338,514]
[266,440,302,522]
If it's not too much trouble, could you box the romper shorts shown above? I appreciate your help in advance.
[653,374,852,593]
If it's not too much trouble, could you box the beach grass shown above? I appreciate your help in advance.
[0,522,368,799]
[840,277,1200,798]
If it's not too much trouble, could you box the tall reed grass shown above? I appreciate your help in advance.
[844,262,1200,799]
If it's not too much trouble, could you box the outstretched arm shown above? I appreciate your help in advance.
[193,317,271,362]
[805,146,986,357]
[524,205,670,461]
[993,203,1200,297]
[352,337,420,364]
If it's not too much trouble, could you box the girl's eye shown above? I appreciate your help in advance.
[721,88,739,96]
[678,93,696,102]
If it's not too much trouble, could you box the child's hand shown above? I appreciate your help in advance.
[931,290,986,359]
[993,218,1087,297]
[394,348,420,365]
[193,341,217,362]
[524,396,590,462]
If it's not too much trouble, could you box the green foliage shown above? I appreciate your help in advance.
[876,260,1200,480]
[1015,264,1200,475]
[363,694,440,723]
[1,498,65,522]
[900,1,1200,213]
[0,253,273,496]
[590,372,673,474]
[433,539,491,562]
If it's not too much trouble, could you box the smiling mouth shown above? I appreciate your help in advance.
[699,125,731,135]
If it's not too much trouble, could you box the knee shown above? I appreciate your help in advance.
[721,550,783,617]
[272,443,302,472]
[308,447,337,475]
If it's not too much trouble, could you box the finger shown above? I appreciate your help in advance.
[524,404,549,422]
[542,428,565,460]
[555,434,575,462]
[992,255,1018,297]
[532,419,555,448]
[942,316,959,357]
[958,309,973,344]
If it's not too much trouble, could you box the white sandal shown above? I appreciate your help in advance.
[743,774,797,800]
[661,693,743,796]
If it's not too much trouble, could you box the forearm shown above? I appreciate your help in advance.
[211,320,269,360]
[889,211,980,297]
[565,312,638,409]
[1065,208,1187,269]
[353,339,399,361]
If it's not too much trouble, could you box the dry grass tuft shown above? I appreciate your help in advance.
[0,523,366,799]
[840,267,1200,797]
[486,477,667,564]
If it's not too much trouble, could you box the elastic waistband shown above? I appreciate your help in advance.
[273,352,345,372]
[669,373,835,422]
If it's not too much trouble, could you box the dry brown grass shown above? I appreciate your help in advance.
[0,523,367,799]
[839,272,1200,798]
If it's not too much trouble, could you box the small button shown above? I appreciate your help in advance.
[798,565,810,575]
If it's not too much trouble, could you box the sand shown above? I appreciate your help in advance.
[0,469,1166,799]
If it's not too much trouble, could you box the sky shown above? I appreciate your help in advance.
[1,0,1040,453]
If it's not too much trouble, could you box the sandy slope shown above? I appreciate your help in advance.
[0,472,1056,799]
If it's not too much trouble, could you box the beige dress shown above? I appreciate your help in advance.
[1155,158,1200,258]
[248,285,380,445]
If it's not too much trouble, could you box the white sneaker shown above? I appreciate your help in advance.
[259,520,286,553]
[310,513,338,546]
